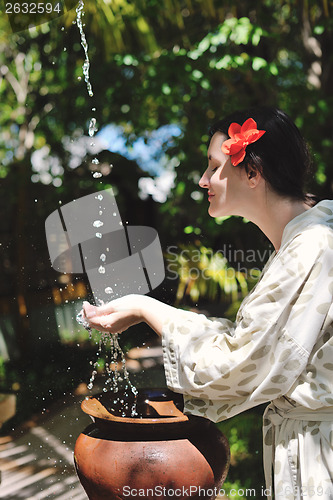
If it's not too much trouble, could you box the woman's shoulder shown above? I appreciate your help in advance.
[282,199,333,250]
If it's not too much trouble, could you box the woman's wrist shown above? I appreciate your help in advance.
[137,295,178,337]
[134,295,161,335]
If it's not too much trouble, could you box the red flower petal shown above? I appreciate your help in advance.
[231,148,246,166]
[242,130,259,142]
[255,130,266,140]
[221,139,232,155]
[221,138,244,155]
[228,122,241,138]
[243,129,266,143]
[240,118,257,134]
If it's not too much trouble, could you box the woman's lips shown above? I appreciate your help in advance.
[208,192,214,202]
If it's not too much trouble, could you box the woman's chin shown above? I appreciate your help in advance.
[208,206,219,218]
[208,205,230,219]
[208,204,222,218]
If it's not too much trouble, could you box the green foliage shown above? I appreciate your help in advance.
[165,244,257,305]
[0,356,5,382]
[216,409,266,498]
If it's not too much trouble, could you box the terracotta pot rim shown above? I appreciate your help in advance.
[81,396,190,425]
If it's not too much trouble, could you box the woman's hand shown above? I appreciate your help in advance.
[83,294,184,337]
[83,295,144,335]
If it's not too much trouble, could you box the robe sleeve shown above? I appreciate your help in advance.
[162,226,333,422]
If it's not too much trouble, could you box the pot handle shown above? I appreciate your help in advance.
[146,400,188,420]
[81,397,117,421]
[81,397,189,423]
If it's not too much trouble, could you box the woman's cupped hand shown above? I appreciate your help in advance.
[83,294,144,335]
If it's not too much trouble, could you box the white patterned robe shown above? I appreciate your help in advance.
[162,200,333,499]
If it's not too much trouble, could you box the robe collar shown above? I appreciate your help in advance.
[281,199,333,249]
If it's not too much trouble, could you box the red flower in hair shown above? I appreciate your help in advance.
[221,118,266,166]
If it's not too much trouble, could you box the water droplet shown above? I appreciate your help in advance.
[95,232,102,238]
[93,220,103,228]
[95,194,103,201]
[100,253,106,262]
[105,287,113,294]
[88,118,97,137]
[93,172,102,178]
[98,266,105,274]
[113,212,117,216]
[92,158,99,165]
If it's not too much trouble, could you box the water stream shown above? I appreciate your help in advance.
[74,1,138,413]
[75,0,93,98]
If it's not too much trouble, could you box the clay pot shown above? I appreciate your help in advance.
[74,388,229,500]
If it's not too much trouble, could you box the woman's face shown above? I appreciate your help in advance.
[199,132,252,218]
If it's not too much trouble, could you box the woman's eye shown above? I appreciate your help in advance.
[211,166,218,173]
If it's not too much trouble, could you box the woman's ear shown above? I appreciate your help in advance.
[246,165,261,188]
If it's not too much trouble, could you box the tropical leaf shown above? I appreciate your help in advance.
[165,244,260,305]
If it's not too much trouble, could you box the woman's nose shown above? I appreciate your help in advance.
[199,171,209,189]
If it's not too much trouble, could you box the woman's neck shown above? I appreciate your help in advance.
[248,194,311,251]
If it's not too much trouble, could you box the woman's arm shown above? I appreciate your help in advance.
[83,294,180,336]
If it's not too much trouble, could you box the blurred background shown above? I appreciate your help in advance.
[0,0,333,497]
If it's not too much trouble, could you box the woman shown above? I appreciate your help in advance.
[83,107,333,499]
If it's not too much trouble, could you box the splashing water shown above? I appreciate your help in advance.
[93,220,104,228]
[76,309,138,416]
[76,0,93,97]
[88,333,138,416]
[75,1,137,412]
[76,1,102,183]
[88,118,98,137]
[76,309,92,334]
